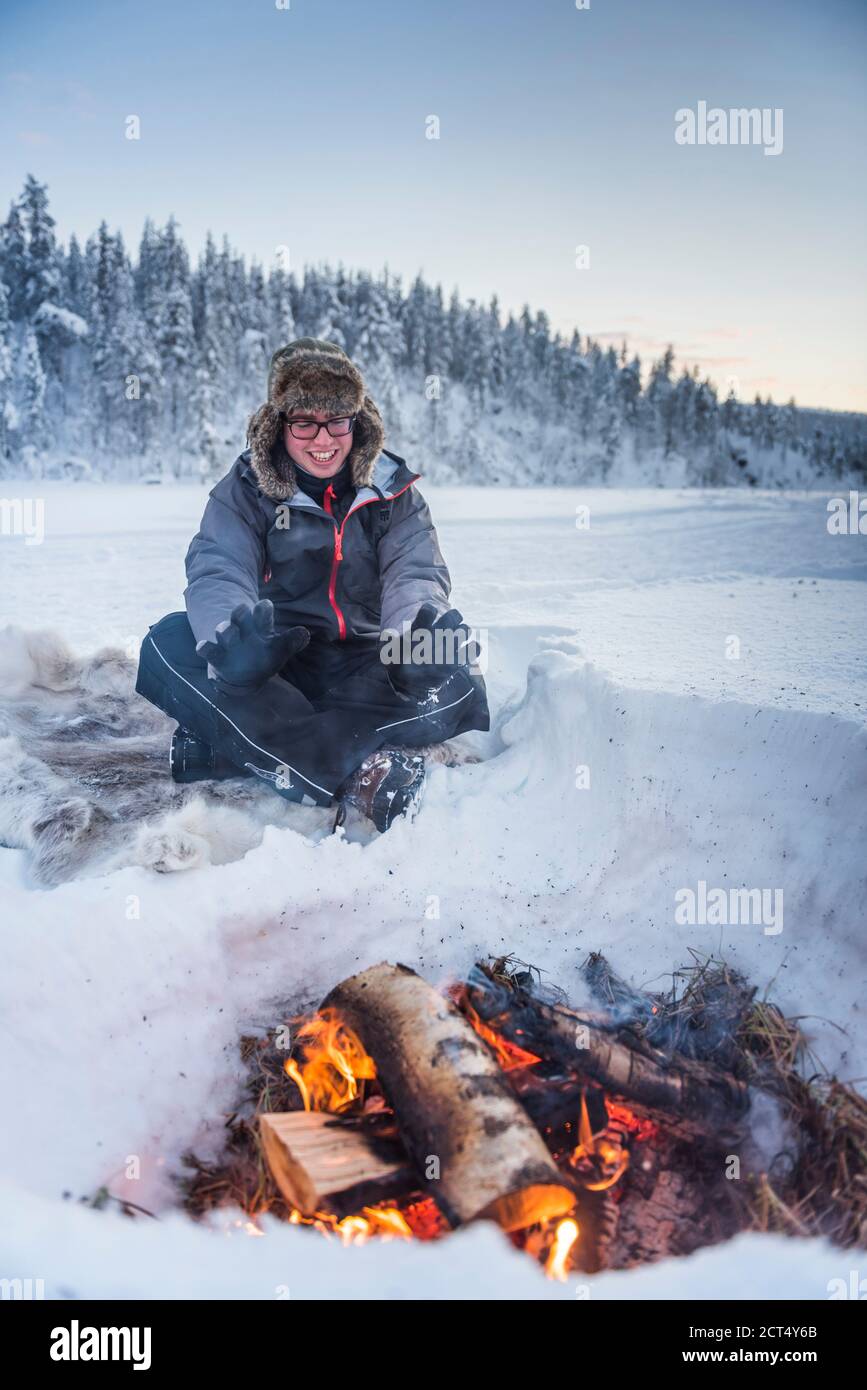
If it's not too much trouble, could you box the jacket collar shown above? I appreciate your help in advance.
[239,449,418,513]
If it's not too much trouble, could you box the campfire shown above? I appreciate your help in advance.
[250,957,753,1277]
[183,952,867,1277]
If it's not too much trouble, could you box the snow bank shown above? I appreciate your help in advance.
[1,638,864,1296]
[0,1180,852,1300]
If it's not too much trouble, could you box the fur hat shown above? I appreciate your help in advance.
[246,338,385,501]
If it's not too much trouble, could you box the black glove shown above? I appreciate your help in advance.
[384,602,481,699]
[196,600,310,697]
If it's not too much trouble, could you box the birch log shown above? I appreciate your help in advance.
[321,962,577,1232]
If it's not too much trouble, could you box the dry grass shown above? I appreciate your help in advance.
[736,1001,867,1247]
[182,1021,306,1222]
[579,950,867,1250]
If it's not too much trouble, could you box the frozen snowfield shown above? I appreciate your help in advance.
[0,480,865,1300]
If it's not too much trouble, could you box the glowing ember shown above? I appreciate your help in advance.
[605,1100,659,1142]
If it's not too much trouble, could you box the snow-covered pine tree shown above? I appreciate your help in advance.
[19,174,62,320]
[301,265,347,346]
[645,346,677,457]
[18,328,46,470]
[151,218,196,469]
[461,299,489,408]
[268,262,296,351]
[63,233,89,319]
[501,309,532,412]
[0,201,30,321]
[352,269,404,426]
[486,296,506,402]
[402,273,428,376]
[0,279,13,466]
[597,371,621,480]
[617,351,642,430]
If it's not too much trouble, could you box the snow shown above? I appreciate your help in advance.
[0,480,864,1299]
[32,301,89,340]
[0,1184,852,1300]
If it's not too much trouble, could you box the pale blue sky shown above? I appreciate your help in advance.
[1,0,865,409]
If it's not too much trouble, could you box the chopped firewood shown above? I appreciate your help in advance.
[321,962,578,1232]
[463,967,749,1134]
[260,1110,417,1218]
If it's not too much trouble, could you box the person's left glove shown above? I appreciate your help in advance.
[382,602,480,699]
[196,600,310,697]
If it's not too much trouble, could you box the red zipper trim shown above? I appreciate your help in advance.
[322,477,419,642]
[322,484,347,639]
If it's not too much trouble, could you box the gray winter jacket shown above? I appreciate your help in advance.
[184,449,451,647]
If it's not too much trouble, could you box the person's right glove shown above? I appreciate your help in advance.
[383,602,481,700]
[196,600,310,698]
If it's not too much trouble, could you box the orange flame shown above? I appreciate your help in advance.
[287,1203,413,1245]
[569,1094,631,1190]
[545,1217,580,1280]
[461,1001,541,1072]
[284,1009,376,1113]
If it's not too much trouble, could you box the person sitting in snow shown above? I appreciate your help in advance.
[135,338,489,831]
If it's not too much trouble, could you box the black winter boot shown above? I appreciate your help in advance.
[169,726,252,784]
[335,747,426,832]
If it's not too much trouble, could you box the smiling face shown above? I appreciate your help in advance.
[283,410,355,479]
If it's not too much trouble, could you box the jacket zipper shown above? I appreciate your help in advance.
[322,483,348,639]
[322,477,419,641]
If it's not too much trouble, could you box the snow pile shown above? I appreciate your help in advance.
[0,638,864,1297]
[0,1181,853,1301]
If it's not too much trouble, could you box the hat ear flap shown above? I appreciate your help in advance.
[349,394,385,489]
[247,403,295,501]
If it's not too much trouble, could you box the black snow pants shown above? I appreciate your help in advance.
[135,611,489,808]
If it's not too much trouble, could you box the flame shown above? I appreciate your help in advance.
[581,1150,630,1191]
[286,1203,413,1245]
[545,1217,580,1280]
[461,1001,541,1072]
[568,1093,631,1190]
[284,1009,376,1113]
[283,1058,310,1111]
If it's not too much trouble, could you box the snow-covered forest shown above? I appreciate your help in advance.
[1,174,865,489]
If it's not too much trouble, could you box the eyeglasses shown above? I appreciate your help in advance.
[282,413,357,439]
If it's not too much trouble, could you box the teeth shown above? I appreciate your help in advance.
[310,451,336,461]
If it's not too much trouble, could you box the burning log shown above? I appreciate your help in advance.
[320,962,577,1232]
[463,969,749,1132]
[260,1110,417,1219]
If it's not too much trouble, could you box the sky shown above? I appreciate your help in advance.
[1,0,865,411]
